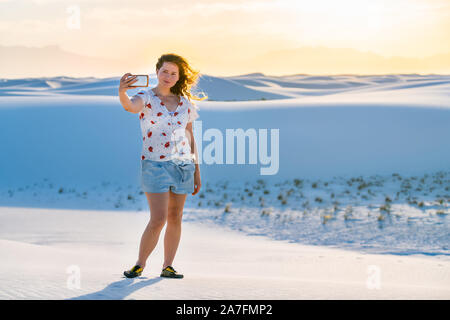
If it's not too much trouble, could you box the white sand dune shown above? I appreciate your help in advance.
[0,206,448,300]
[0,73,449,299]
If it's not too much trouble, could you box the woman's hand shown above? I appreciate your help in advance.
[119,73,138,93]
[192,169,201,195]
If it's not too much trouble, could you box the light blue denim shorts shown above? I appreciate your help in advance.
[141,158,196,194]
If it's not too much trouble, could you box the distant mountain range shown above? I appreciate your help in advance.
[1,44,449,78]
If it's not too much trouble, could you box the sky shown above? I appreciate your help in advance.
[0,0,449,77]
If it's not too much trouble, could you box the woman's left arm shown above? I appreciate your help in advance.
[186,122,201,195]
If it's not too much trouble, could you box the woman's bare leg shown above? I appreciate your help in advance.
[163,190,188,269]
[136,191,170,268]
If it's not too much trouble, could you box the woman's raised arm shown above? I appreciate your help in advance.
[118,73,145,113]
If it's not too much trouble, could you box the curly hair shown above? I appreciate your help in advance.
[155,53,208,106]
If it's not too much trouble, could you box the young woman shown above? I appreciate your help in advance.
[118,53,207,279]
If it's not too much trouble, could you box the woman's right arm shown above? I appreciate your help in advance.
[118,73,145,113]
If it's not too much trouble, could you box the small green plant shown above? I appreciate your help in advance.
[293,179,303,187]
[358,182,369,190]
[379,204,391,213]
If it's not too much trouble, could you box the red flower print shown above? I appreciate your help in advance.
[168,122,171,125]
[147,131,152,138]
[148,146,153,152]
[177,121,181,125]
[188,108,190,113]
[179,102,183,106]
[146,103,152,109]
[139,112,144,119]
[160,102,164,106]
[165,142,170,148]
[160,155,165,159]
[174,112,179,116]
[157,112,163,117]
[151,120,155,124]
[141,155,145,159]
[162,132,166,136]
[138,92,144,95]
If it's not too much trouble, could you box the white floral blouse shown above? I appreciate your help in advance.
[131,88,200,162]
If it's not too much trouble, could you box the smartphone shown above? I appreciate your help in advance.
[129,74,149,87]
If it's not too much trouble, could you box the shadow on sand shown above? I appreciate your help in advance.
[68,276,164,300]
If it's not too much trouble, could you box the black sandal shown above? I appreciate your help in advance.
[124,265,143,278]
[160,265,184,278]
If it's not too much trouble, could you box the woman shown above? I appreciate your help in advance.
[118,53,207,279]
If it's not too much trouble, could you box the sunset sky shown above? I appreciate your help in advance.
[1,0,449,77]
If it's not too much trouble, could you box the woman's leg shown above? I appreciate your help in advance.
[136,191,170,268]
[163,190,188,269]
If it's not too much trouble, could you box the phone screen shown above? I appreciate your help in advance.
[129,75,148,87]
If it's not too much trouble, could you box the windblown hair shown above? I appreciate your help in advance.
[155,53,208,106]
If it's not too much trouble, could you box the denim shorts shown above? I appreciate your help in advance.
[140,158,196,194]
